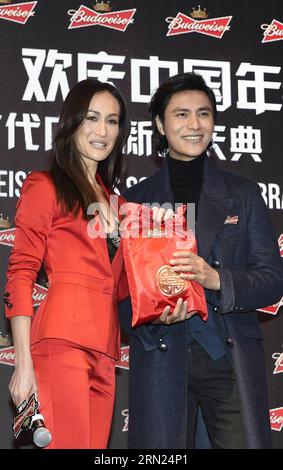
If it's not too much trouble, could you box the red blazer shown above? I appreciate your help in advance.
[5,171,128,360]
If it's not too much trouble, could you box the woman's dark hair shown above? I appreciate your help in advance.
[49,78,130,219]
[148,72,217,154]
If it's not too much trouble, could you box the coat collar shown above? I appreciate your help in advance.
[197,157,233,259]
[150,155,230,200]
[145,158,174,205]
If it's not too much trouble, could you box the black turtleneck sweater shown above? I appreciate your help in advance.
[167,153,205,215]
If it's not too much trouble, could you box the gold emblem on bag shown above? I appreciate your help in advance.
[156,265,187,297]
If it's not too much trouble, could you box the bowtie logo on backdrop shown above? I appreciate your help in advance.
[68,1,136,31]
[261,19,283,43]
[257,298,283,316]
[277,234,283,257]
[0,1,37,24]
[269,407,283,432]
[0,214,15,247]
[32,284,48,307]
[257,234,283,316]
[272,352,283,375]
[0,347,15,366]
[115,346,129,370]
[0,229,15,247]
[166,6,232,39]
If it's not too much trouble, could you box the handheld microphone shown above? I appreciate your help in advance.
[13,393,52,448]
[30,413,52,448]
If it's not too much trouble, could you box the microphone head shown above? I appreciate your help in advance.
[33,427,52,448]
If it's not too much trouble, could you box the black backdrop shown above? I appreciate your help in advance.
[0,0,282,449]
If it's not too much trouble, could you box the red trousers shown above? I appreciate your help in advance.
[31,339,115,449]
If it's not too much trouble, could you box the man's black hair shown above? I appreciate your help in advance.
[148,72,217,153]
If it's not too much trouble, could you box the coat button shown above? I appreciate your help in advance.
[239,307,244,312]
[234,306,240,311]
[159,341,168,352]
[211,260,220,269]
[213,306,219,312]
[3,298,12,307]
[225,337,233,347]
[4,292,10,297]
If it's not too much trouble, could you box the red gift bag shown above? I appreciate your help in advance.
[121,203,208,327]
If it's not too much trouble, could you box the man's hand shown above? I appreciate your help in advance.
[170,251,220,291]
[154,298,197,325]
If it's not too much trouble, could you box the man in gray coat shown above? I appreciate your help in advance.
[119,73,283,449]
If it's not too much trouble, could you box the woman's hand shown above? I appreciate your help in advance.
[9,360,38,408]
[9,316,37,408]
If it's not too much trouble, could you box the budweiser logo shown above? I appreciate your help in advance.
[0,227,15,247]
[115,345,129,370]
[0,346,15,366]
[0,1,37,24]
[258,236,283,315]
[278,234,283,257]
[166,12,232,38]
[257,297,283,315]
[121,408,129,432]
[32,283,48,307]
[270,407,283,432]
[13,393,38,438]
[273,352,283,375]
[261,19,283,43]
[68,5,136,31]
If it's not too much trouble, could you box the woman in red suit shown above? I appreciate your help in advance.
[4,79,130,449]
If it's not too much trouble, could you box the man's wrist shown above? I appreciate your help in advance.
[213,269,221,291]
